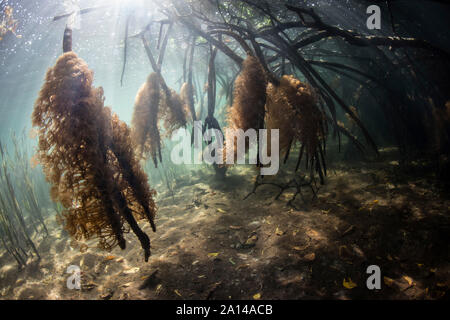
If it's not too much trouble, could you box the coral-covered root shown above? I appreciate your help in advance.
[265,82,296,156]
[131,73,188,166]
[111,111,157,231]
[33,52,156,260]
[131,72,161,165]
[223,56,267,163]
[160,88,188,136]
[227,55,267,132]
[265,75,327,181]
[180,82,195,120]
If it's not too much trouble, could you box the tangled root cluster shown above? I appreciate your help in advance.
[131,73,187,166]
[265,75,327,181]
[33,52,156,261]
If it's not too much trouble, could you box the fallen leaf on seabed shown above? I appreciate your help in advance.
[104,255,116,261]
[403,275,414,286]
[292,244,309,251]
[275,227,284,236]
[208,252,219,258]
[217,208,226,213]
[343,278,357,289]
[306,229,320,239]
[230,225,242,230]
[121,282,133,288]
[244,235,258,247]
[174,289,182,297]
[123,267,140,274]
[304,253,316,261]
[384,276,395,287]
[253,293,261,300]
[236,264,250,270]
[155,284,162,294]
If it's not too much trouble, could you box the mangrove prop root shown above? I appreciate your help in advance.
[265,75,327,183]
[63,26,72,53]
[180,82,196,122]
[32,52,156,260]
[131,71,187,166]
[160,87,188,136]
[244,174,318,209]
[228,55,267,132]
[111,111,157,232]
[224,55,267,163]
[131,72,162,166]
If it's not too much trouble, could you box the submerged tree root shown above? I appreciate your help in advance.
[32,52,157,261]
[244,174,318,209]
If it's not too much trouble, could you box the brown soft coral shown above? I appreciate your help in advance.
[32,52,156,261]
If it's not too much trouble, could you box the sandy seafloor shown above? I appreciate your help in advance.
[0,148,449,300]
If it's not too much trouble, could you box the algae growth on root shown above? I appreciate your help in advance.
[32,52,157,261]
